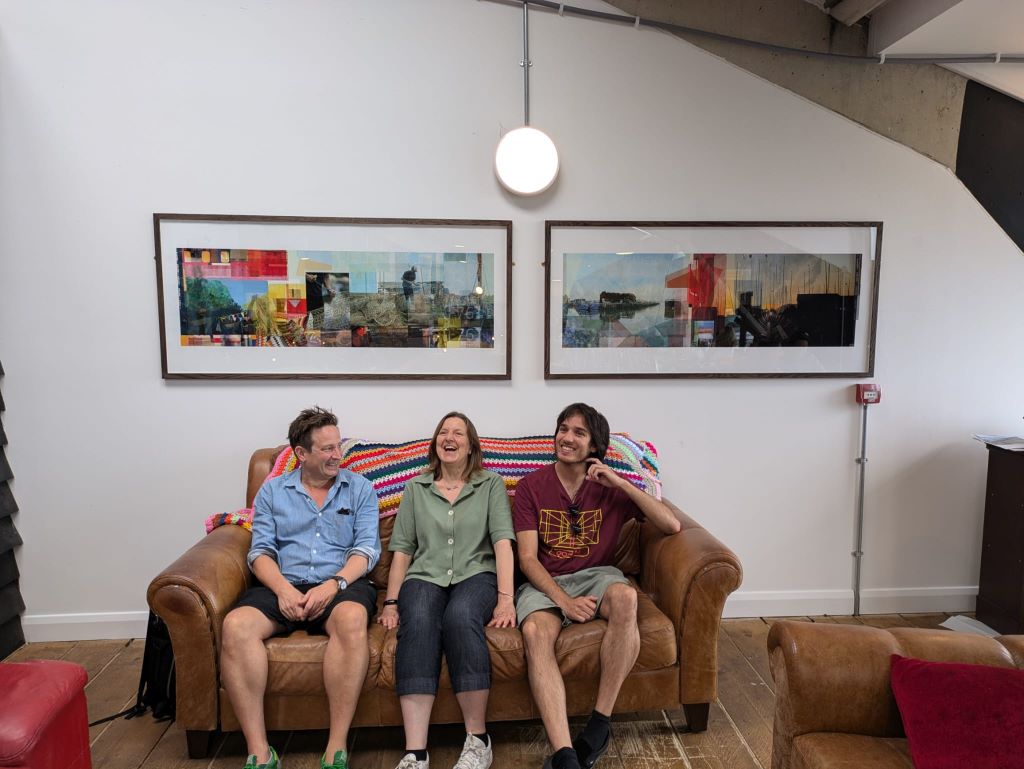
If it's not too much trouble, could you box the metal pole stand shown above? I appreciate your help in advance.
[852,403,868,616]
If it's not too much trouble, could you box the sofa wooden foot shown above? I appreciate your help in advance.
[187,730,215,758]
[682,702,710,732]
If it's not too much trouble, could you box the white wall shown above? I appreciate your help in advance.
[1,0,1020,641]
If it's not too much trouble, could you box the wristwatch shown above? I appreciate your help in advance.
[335,576,348,591]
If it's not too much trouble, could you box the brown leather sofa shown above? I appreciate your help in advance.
[149,446,743,758]
[767,619,1024,769]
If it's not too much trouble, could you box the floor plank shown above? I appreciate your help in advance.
[278,730,322,769]
[142,725,227,769]
[350,725,405,769]
[711,628,774,768]
[64,639,131,681]
[605,717,687,761]
[821,615,865,625]
[670,701,760,769]
[721,619,774,695]
[857,614,915,629]
[209,731,248,769]
[489,722,547,769]
[89,712,172,769]
[3,640,75,662]
[900,613,950,630]
[87,639,145,744]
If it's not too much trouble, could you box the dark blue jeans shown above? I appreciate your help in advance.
[395,571,496,696]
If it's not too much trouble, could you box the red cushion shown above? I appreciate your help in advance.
[0,660,88,760]
[890,654,1024,769]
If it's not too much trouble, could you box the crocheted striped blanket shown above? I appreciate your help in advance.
[205,434,660,533]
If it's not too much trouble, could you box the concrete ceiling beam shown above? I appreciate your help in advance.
[829,0,890,26]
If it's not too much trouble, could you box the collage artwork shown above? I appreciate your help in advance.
[176,247,496,350]
[560,251,862,350]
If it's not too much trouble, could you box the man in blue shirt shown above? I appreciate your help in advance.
[221,406,381,769]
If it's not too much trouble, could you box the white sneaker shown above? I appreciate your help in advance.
[452,734,492,769]
[395,753,429,769]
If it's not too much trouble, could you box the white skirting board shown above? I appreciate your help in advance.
[22,611,150,642]
[723,586,978,619]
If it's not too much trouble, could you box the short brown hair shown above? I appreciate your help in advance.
[288,406,338,452]
[427,411,484,481]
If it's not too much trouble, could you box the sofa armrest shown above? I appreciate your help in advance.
[147,525,253,732]
[639,499,742,706]
[767,620,906,769]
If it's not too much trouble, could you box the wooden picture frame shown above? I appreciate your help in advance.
[545,221,882,378]
[154,214,513,379]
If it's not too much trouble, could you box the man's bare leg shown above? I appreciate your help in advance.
[569,583,640,767]
[221,607,281,763]
[521,610,572,750]
[323,602,370,759]
[594,583,639,714]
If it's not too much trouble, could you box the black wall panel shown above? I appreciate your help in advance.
[0,360,23,659]
[957,81,1024,252]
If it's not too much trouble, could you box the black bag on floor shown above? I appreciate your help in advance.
[89,610,175,726]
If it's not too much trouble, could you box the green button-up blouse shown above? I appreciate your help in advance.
[388,469,515,587]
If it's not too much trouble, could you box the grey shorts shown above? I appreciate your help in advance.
[515,565,630,626]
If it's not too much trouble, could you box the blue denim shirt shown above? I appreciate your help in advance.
[247,467,381,584]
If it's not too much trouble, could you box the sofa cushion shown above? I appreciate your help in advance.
[890,654,1024,769]
[264,624,386,696]
[792,734,913,769]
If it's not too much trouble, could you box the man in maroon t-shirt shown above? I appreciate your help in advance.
[513,403,681,769]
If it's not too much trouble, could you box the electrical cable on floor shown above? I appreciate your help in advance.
[478,0,1024,66]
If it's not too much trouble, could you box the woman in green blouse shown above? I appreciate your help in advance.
[378,411,516,769]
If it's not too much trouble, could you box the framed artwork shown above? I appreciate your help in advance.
[545,221,882,378]
[154,215,512,379]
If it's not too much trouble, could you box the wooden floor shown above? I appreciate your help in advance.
[3,613,958,769]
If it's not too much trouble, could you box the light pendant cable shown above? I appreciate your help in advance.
[494,1,560,195]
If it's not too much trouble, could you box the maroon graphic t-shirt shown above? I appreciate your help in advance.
[512,464,640,577]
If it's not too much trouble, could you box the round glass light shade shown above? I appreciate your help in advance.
[494,126,559,195]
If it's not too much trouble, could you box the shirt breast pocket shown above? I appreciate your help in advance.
[325,499,355,544]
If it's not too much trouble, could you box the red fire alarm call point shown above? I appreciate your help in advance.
[855,383,881,405]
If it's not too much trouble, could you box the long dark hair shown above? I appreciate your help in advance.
[427,411,484,481]
[555,402,610,460]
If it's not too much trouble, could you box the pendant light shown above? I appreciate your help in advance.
[494,2,560,195]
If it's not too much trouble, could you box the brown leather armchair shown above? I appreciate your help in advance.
[149,447,743,758]
[767,619,1024,769]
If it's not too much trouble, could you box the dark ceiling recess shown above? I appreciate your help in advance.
[0,360,25,659]
[957,81,1024,253]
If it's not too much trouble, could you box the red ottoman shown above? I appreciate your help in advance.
[0,660,91,769]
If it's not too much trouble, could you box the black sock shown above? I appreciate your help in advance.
[407,749,428,761]
[552,746,580,769]
[579,709,611,751]
[471,732,489,747]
